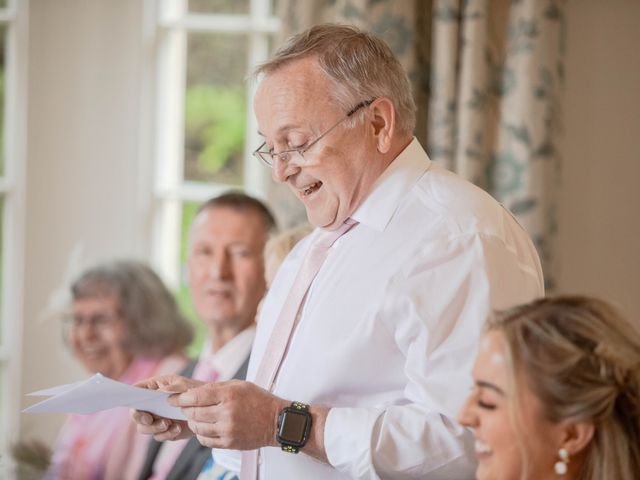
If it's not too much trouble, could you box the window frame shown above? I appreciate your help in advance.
[144,0,279,289]
[0,0,28,471]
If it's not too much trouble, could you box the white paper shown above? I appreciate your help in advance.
[26,379,85,397]
[23,373,186,420]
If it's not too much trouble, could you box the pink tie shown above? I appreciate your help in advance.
[240,220,357,480]
[192,360,220,383]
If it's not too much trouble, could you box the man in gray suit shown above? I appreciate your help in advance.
[137,192,276,480]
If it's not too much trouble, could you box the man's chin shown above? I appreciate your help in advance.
[203,313,237,327]
[306,210,343,230]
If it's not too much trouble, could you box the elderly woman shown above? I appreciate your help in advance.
[47,260,193,480]
[458,296,640,480]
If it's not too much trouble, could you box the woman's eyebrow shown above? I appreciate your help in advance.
[476,380,506,396]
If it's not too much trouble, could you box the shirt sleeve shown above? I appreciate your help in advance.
[323,233,543,479]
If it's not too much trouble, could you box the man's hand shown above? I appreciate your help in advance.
[135,374,205,392]
[130,374,206,442]
[169,379,288,450]
[131,410,192,441]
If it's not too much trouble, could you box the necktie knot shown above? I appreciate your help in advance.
[312,218,358,250]
[192,360,219,382]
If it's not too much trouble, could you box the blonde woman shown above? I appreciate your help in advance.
[459,296,640,479]
[263,223,313,287]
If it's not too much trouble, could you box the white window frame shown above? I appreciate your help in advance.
[0,0,28,472]
[143,0,279,288]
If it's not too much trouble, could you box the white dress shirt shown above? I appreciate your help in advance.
[246,139,544,479]
[201,325,255,383]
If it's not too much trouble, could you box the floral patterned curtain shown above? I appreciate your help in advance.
[270,0,565,288]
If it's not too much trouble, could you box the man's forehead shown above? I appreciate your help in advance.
[254,59,331,131]
[191,207,266,236]
[194,206,261,225]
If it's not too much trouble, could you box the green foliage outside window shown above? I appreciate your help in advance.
[177,201,206,357]
[184,84,246,184]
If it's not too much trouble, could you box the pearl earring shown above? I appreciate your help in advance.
[554,448,569,475]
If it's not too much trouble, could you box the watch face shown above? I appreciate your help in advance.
[279,409,308,444]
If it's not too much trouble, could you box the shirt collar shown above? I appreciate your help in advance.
[351,137,431,232]
[199,325,256,381]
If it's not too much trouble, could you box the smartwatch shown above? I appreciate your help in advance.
[276,401,312,453]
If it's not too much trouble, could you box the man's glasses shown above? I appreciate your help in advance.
[253,98,375,168]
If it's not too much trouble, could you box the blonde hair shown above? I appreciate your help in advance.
[264,224,313,286]
[488,296,640,480]
[254,23,416,136]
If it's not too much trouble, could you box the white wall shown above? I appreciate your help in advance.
[558,0,640,320]
[20,0,148,444]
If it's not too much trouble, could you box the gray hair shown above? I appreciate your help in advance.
[71,260,193,357]
[254,23,416,136]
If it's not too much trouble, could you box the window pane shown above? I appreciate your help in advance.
[178,201,206,357]
[188,0,249,15]
[0,25,5,176]
[184,33,248,185]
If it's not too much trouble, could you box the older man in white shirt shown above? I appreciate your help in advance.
[133,24,544,479]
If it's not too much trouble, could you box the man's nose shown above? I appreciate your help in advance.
[74,321,99,340]
[208,252,232,279]
[271,154,300,183]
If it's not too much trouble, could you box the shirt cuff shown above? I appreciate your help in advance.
[212,448,241,473]
[324,407,384,479]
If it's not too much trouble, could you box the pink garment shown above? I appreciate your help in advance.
[47,355,187,480]
[149,359,220,480]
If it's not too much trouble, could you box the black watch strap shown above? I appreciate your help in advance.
[277,401,312,453]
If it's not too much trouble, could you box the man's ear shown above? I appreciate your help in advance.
[368,97,396,154]
[560,420,595,456]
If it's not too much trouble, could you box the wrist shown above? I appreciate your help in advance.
[269,397,290,447]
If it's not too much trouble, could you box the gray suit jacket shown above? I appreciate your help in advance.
[137,356,250,480]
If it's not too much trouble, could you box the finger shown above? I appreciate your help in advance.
[165,377,205,393]
[141,417,173,435]
[134,374,183,390]
[188,419,221,439]
[131,409,154,426]
[181,405,221,423]
[134,377,161,389]
[153,421,193,441]
[131,411,174,436]
[152,429,181,442]
[153,375,201,394]
[169,384,221,407]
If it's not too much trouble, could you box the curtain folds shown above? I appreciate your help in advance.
[270,0,565,288]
